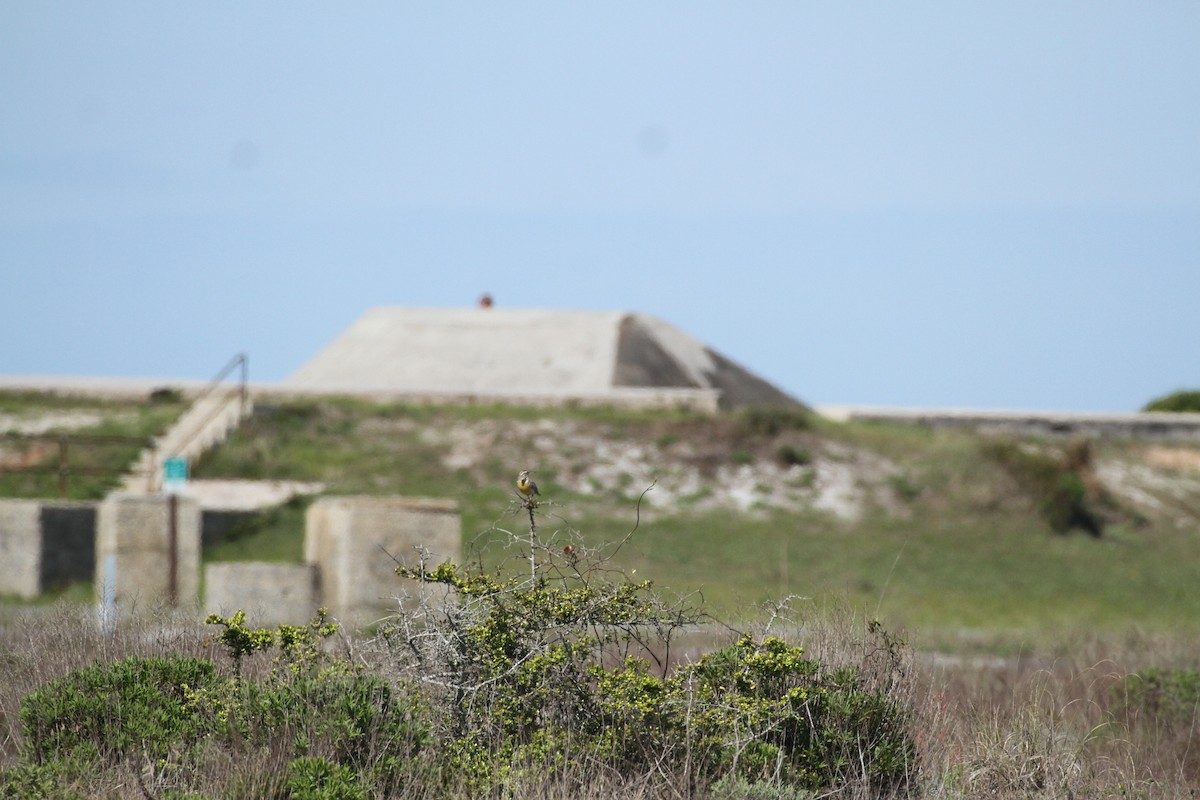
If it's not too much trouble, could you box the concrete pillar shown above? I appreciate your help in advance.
[305,496,460,627]
[204,562,320,627]
[96,493,201,613]
[0,500,42,599]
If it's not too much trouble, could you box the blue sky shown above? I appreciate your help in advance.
[3,3,1198,411]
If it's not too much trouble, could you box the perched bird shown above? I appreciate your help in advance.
[517,470,540,498]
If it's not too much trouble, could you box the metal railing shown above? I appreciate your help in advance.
[162,352,249,459]
[139,352,250,492]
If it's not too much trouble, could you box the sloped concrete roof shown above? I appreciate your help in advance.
[285,307,802,410]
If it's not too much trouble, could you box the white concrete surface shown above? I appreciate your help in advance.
[288,307,626,394]
[283,307,800,410]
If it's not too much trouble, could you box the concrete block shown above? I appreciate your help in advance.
[0,500,41,599]
[96,493,201,612]
[305,496,459,627]
[0,500,96,599]
[204,562,319,627]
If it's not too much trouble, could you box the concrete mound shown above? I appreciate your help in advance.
[285,307,802,410]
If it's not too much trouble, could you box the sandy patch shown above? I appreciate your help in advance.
[1143,446,1200,472]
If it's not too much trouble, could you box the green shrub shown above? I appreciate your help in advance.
[1113,667,1200,724]
[740,407,812,437]
[674,634,914,791]
[7,612,431,799]
[1142,390,1200,413]
[286,756,368,800]
[777,444,812,467]
[707,772,818,799]
[203,610,430,785]
[980,439,1104,536]
[246,671,429,769]
[0,758,88,800]
[19,655,220,765]
[390,556,917,796]
[732,448,755,465]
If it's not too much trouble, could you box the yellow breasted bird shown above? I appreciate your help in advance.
[517,470,540,498]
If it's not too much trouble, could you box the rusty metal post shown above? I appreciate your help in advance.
[167,493,178,607]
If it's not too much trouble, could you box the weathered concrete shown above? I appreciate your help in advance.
[305,496,460,627]
[284,307,803,410]
[0,500,95,599]
[204,562,319,626]
[0,501,42,599]
[96,493,201,612]
[816,406,1200,441]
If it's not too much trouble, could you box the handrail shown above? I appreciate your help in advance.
[162,352,249,458]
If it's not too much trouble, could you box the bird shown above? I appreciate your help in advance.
[517,470,540,499]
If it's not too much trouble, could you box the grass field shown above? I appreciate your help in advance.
[4,392,1200,796]
[186,397,1200,648]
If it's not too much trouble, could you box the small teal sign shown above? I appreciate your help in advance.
[163,457,188,494]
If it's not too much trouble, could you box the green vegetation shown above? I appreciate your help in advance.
[978,438,1109,535]
[5,391,1200,642]
[186,397,1200,638]
[203,497,312,564]
[1143,389,1200,412]
[5,611,430,800]
[386,552,914,796]
[0,390,185,499]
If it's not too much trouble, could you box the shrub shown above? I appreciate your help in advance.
[740,407,812,437]
[387,541,917,796]
[672,633,914,792]
[1142,390,1200,413]
[6,612,431,799]
[0,758,89,800]
[19,655,220,765]
[979,439,1104,536]
[777,444,812,467]
[1112,666,1200,728]
[286,756,368,800]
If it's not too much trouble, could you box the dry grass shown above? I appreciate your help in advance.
[915,632,1200,798]
[3,601,1197,798]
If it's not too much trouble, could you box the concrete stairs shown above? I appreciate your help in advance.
[119,388,253,494]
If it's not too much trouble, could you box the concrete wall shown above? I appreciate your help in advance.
[4,493,462,629]
[818,406,1200,441]
[0,500,41,599]
[204,562,319,627]
[0,500,95,599]
[96,493,201,612]
[305,496,460,627]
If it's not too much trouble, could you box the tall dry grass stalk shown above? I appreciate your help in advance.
[915,631,1199,798]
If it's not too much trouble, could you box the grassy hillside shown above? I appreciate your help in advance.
[192,396,1200,642]
[0,390,186,499]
